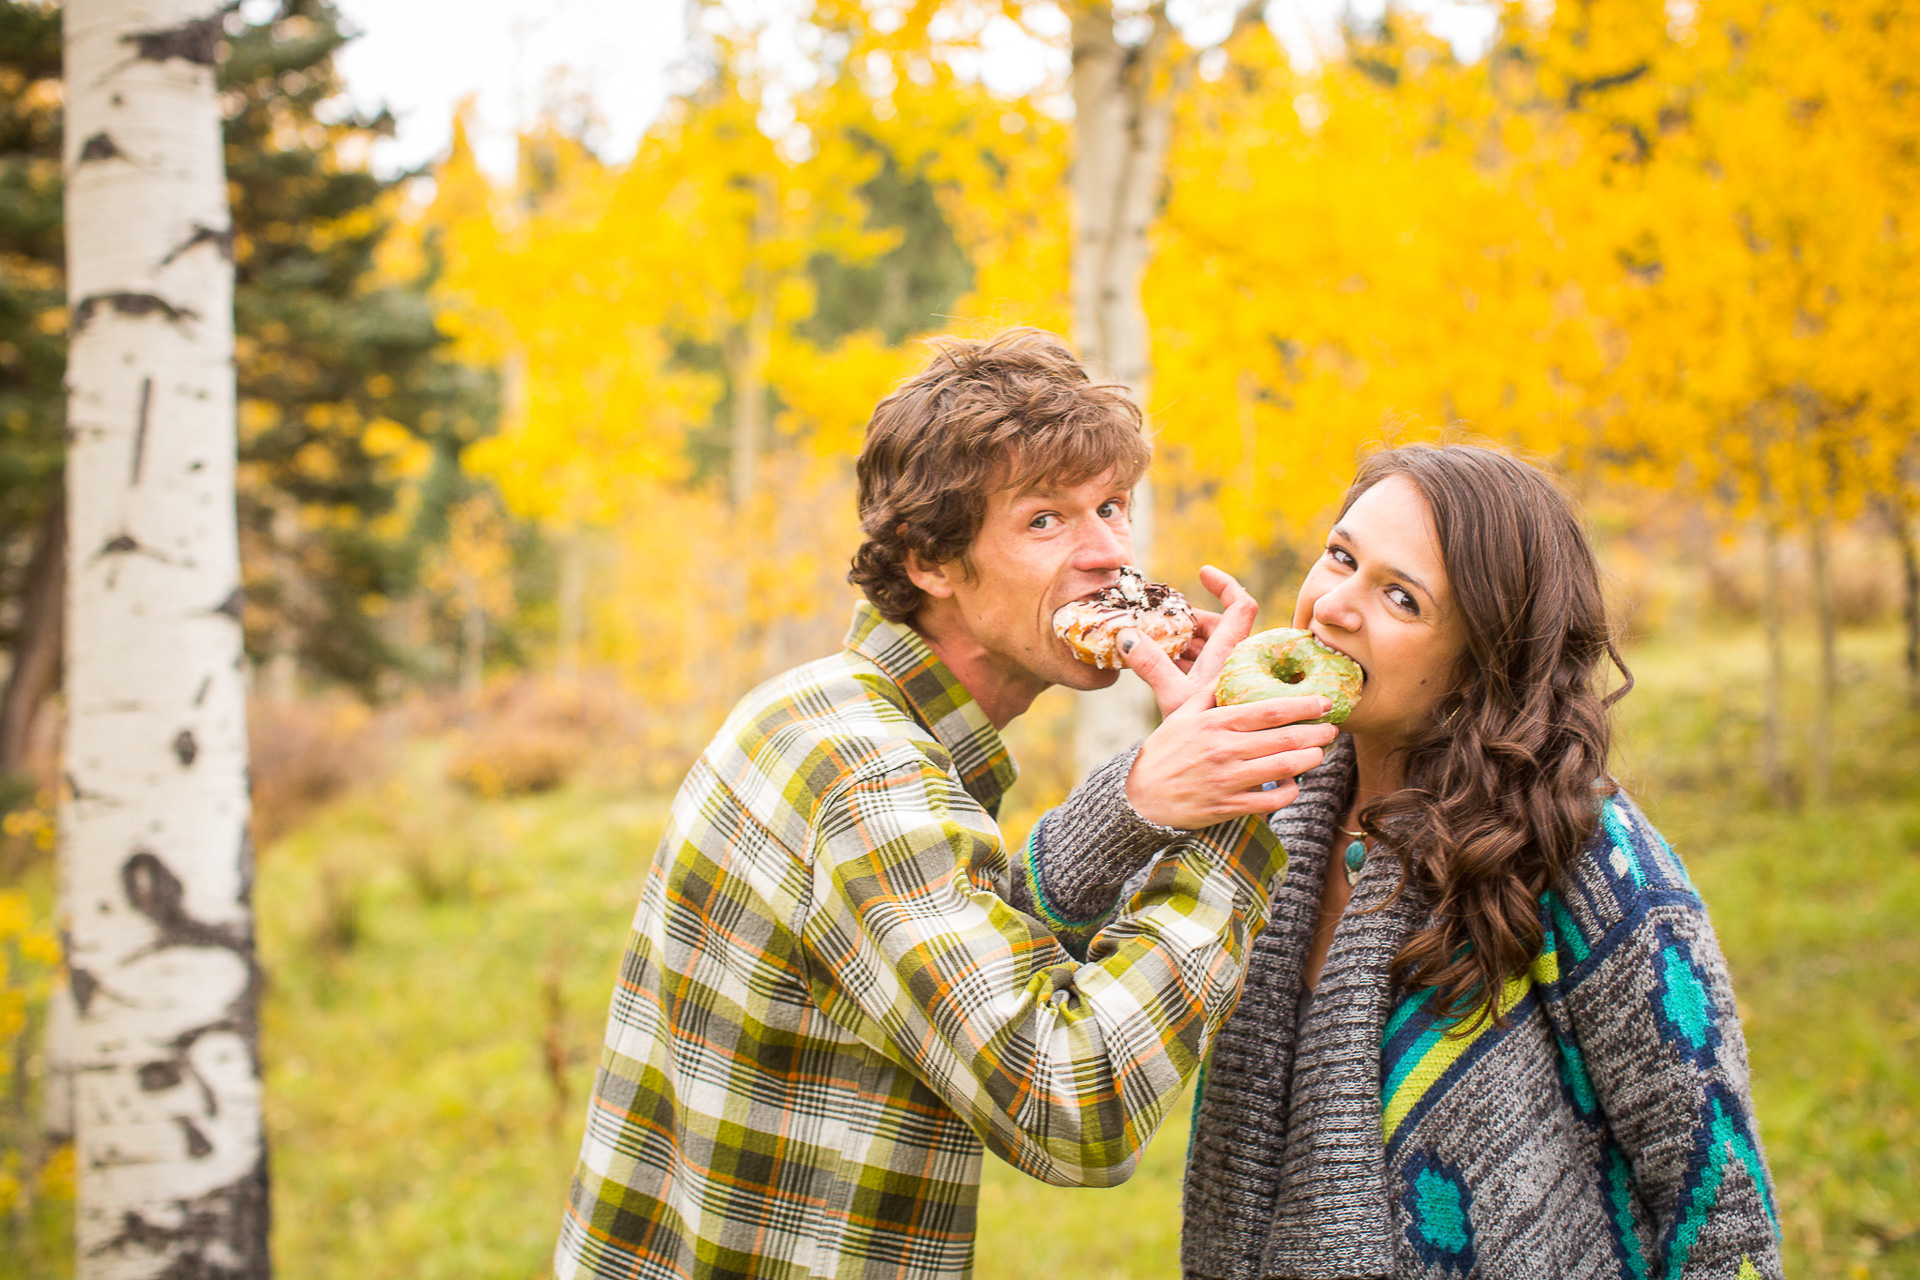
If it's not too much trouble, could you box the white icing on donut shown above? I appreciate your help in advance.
[1052,569,1196,669]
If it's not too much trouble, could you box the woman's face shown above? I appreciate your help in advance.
[1291,474,1468,748]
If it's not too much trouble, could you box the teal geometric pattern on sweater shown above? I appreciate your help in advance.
[1652,922,1721,1067]
[1659,1085,1780,1279]
[1171,742,1786,1280]
[1398,1151,1477,1275]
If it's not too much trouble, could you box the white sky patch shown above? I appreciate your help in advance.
[331,0,690,177]
[328,0,1499,178]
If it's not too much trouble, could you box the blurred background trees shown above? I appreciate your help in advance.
[1,0,1917,1274]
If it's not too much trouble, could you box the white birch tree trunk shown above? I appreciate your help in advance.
[1068,1,1185,776]
[60,2,267,1276]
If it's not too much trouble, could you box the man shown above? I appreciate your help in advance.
[556,329,1335,1280]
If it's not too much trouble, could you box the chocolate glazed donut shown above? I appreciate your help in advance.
[1052,567,1197,670]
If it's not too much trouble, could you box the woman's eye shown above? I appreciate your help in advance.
[1327,545,1356,569]
[1387,586,1419,615]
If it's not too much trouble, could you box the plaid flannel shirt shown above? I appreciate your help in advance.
[556,602,1286,1280]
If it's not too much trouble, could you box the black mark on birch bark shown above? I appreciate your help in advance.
[121,14,222,68]
[131,377,152,484]
[173,729,199,766]
[122,850,249,953]
[90,1154,271,1277]
[93,531,171,567]
[71,292,198,334]
[237,825,255,909]
[78,132,124,164]
[138,1060,183,1091]
[177,1115,214,1158]
[70,964,100,1015]
[212,587,244,622]
[194,675,212,706]
[160,223,235,266]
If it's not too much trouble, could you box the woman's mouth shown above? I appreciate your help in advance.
[1313,633,1367,685]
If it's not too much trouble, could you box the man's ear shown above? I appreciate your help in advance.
[904,548,957,600]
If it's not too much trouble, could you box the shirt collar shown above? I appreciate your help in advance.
[843,600,1019,816]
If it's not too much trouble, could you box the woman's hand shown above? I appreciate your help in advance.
[1117,565,1337,830]
[1125,694,1335,829]
[1121,564,1258,718]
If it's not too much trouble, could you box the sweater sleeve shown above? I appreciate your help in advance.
[1550,799,1784,1280]
[1002,742,1189,957]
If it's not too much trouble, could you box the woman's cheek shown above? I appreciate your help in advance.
[1291,567,1331,629]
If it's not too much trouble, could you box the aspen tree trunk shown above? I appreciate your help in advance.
[1068,1,1179,777]
[1895,506,1920,712]
[727,179,777,512]
[1879,491,1920,711]
[60,3,268,1277]
[1066,1,1265,777]
[1757,512,1793,808]
[1804,505,1836,807]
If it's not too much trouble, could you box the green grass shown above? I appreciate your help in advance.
[3,624,1915,1279]
[252,757,665,1280]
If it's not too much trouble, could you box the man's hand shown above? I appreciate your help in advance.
[1115,565,1335,830]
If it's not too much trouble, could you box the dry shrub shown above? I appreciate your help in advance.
[250,696,390,846]
[443,675,622,797]
[1696,524,1895,628]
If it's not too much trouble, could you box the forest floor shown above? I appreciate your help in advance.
[3,623,1917,1279]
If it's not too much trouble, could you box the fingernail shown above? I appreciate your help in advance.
[1118,629,1138,656]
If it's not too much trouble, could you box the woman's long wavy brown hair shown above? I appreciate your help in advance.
[1348,445,1633,1028]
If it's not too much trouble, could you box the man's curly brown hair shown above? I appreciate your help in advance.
[848,329,1150,622]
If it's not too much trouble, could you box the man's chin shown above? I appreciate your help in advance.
[1051,661,1123,692]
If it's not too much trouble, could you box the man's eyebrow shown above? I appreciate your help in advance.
[1331,524,1434,601]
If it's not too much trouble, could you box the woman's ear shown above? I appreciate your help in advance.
[904,548,957,600]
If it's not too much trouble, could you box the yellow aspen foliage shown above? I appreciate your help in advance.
[1148,18,1604,586]
[0,870,70,1225]
[1141,0,1917,593]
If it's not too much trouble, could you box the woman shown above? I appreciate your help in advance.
[1024,444,1781,1279]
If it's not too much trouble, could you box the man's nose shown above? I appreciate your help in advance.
[1070,512,1131,571]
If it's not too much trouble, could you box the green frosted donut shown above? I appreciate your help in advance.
[1215,627,1364,724]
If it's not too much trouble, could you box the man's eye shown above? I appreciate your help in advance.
[1029,513,1060,530]
[1097,500,1125,519]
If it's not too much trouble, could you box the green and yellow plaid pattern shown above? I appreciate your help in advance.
[556,602,1285,1280]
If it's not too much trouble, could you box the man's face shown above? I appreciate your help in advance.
[923,471,1136,703]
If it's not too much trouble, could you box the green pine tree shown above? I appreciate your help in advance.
[0,0,64,784]
[0,0,499,754]
[223,0,496,696]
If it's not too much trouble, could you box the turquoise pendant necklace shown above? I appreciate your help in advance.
[1339,826,1367,887]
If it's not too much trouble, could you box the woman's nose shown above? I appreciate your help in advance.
[1313,578,1363,631]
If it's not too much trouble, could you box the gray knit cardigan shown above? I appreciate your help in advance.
[1017,736,1784,1280]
